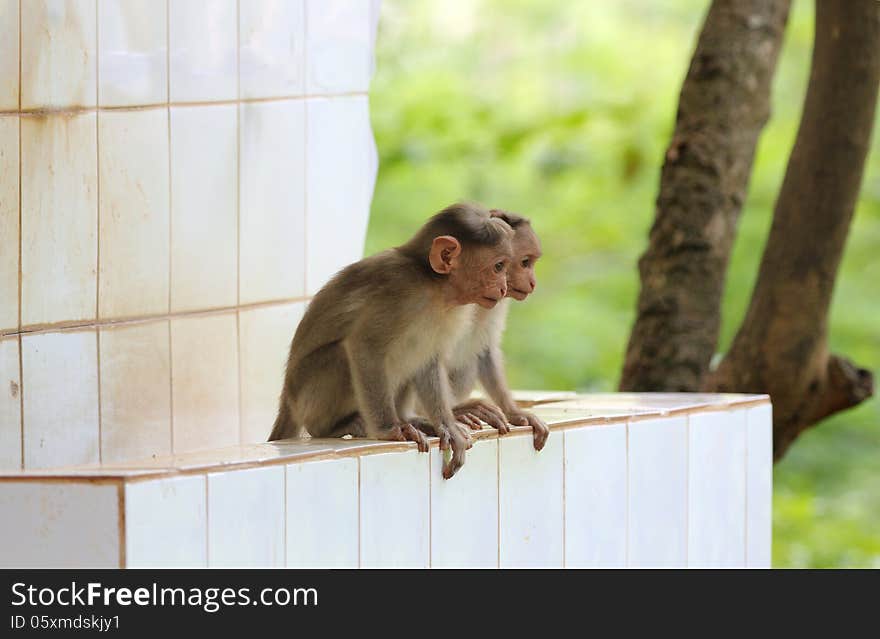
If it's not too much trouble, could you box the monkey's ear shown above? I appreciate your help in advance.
[428,235,461,274]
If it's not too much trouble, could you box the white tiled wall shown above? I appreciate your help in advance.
[0,402,774,568]
[0,1,379,467]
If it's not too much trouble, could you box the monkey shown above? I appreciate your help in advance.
[268,202,514,479]
[422,210,550,451]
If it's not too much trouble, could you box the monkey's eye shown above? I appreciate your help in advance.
[521,258,531,268]
[494,261,505,273]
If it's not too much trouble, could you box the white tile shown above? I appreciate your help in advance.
[170,313,239,454]
[240,0,305,99]
[169,0,236,103]
[98,0,167,106]
[0,0,18,110]
[431,438,498,568]
[21,0,97,109]
[627,416,687,567]
[688,410,747,567]
[305,96,375,293]
[564,424,627,568]
[99,321,171,463]
[0,337,21,470]
[0,116,17,332]
[360,451,429,567]
[125,475,207,567]
[239,100,306,304]
[208,466,284,567]
[0,481,119,567]
[239,303,304,444]
[746,403,773,568]
[170,105,237,312]
[21,113,98,327]
[21,330,99,469]
[499,433,563,568]
[306,0,372,95]
[98,108,170,319]
[285,458,358,568]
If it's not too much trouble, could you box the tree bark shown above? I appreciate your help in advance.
[708,0,879,459]
[620,0,791,392]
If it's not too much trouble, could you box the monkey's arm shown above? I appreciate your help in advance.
[477,346,549,451]
[411,358,472,478]
[344,337,429,452]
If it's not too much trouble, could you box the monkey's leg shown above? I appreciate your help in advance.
[324,413,368,438]
[478,347,549,451]
[344,339,430,452]
[411,359,472,479]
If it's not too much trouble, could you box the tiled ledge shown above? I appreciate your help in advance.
[0,392,772,568]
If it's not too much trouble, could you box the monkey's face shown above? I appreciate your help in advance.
[452,245,511,309]
[506,225,542,302]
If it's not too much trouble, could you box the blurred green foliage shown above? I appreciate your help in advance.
[366,0,880,568]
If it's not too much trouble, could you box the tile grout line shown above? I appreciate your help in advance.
[117,483,126,568]
[684,414,690,568]
[204,475,210,567]
[302,1,309,296]
[356,457,362,568]
[166,0,174,456]
[282,465,288,567]
[561,430,566,568]
[496,436,501,568]
[95,5,102,464]
[625,421,630,567]
[16,0,23,470]
[1,295,313,337]
[235,0,244,446]
[0,91,369,117]
[427,450,432,568]
[743,409,749,567]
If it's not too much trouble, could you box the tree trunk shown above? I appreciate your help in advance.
[620,0,791,392]
[708,0,879,460]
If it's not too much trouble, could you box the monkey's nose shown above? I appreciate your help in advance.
[529,277,536,292]
[499,284,508,298]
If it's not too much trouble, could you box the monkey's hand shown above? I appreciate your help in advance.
[438,422,473,479]
[452,399,510,434]
[505,409,550,451]
[376,422,430,453]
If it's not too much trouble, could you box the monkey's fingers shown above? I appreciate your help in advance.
[527,415,550,451]
[400,423,430,453]
[455,412,483,430]
[474,407,509,434]
[508,414,530,427]
[442,432,468,479]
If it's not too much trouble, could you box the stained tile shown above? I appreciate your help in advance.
[305,0,372,95]
[170,313,239,454]
[688,410,747,567]
[498,432,564,567]
[746,403,773,568]
[239,100,306,304]
[0,337,21,470]
[169,104,237,312]
[208,466,284,567]
[21,112,98,327]
[240,0,305,99]
[0,481,119,567]
[21,330,99,469]
[0,116,18,332]
[98,108,170,319]
[125,475,207,567]
[238,303,304,444]
[0,0,18,110]
[285,458,358,568]
[431,438,498,568]
[99,321,171,464]
[21,0,97,109]
[627,416,687,567]
[305,96,375,293]
[169,0,236,103]
[98,0,167,106]
[564,423,626,567]
[360,451,429,567]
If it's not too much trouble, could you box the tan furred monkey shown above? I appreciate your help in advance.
[269,202,514,478]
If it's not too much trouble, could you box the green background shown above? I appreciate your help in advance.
[366,0,880,568]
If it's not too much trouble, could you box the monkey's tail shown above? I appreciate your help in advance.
[268,399,303,441]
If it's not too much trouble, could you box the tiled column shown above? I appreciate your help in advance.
[0,0,380,470]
